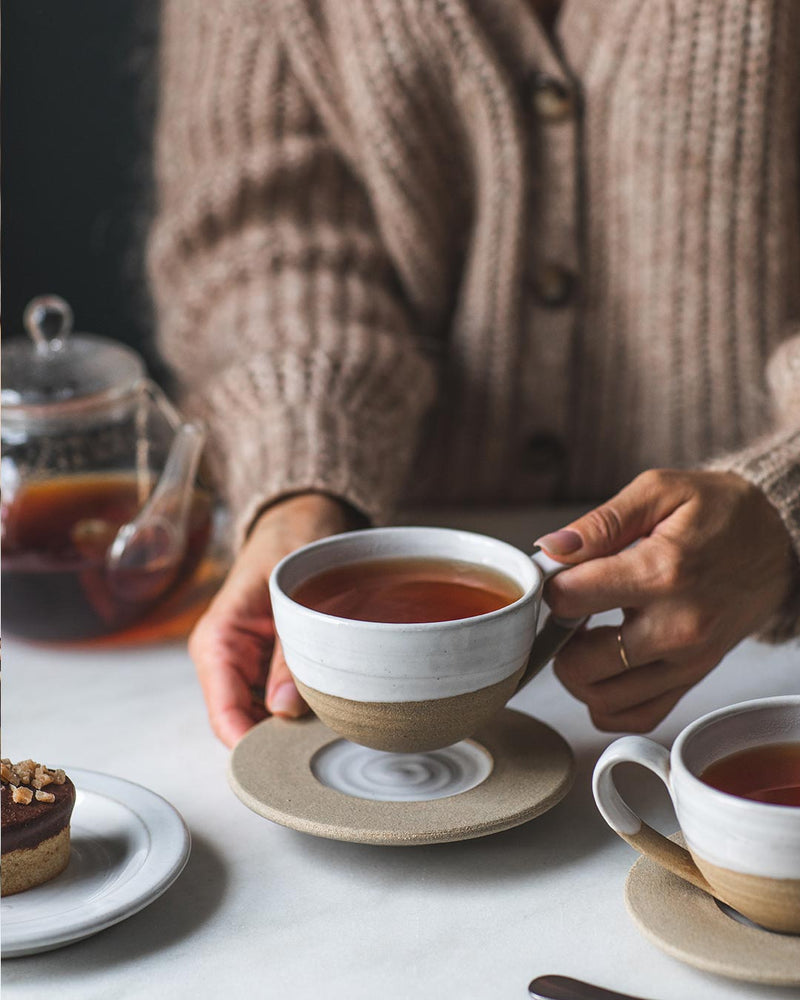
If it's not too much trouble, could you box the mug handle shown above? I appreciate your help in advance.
[514,548,586,693]
[592,736,715,895]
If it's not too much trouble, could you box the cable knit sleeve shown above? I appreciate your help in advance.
[147,1,437,545]
[707,330,800,642]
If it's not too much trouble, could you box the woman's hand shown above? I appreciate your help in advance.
[189,493,358,747]
[537,469,794,733]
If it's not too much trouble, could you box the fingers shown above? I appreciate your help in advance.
[537,471,697,620]
[190,610,308,747]
[544,537,676,618]
[265,640,308,718]
[209,680,267,749]
[590,686,693,734]
[186,493,354,746]
[553,624,715,732]
[536,469,694,562]
[553,626,633,685]
[189,615,270,748]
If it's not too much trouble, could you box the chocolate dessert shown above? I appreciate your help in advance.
[1,759,76,896]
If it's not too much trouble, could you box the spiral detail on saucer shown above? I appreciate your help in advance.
[310,739,493,802]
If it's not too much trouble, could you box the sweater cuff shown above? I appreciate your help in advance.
[706,425,800,643]
[184,348,436,549]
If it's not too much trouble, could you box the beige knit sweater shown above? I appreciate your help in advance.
[148,0,800,638]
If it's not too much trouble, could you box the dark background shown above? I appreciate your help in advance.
[2,0,163,375]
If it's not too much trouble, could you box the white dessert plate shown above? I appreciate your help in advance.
[2,768,191,958]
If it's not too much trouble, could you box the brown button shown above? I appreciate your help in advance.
[525,432,566,474]
[530,73,574,122]
[532,264,575,308]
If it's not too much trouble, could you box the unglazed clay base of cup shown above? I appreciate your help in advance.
[293,669,524,753]
[228,708,575,846]
[625,833,800,985]
[692,855,800,935]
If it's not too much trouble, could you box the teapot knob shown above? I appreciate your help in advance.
[23,294,74,355]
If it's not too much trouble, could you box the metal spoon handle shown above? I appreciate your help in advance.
[529,975,651,1000]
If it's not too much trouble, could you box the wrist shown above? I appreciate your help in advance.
[250,491,366,543]
[724,472,798,638]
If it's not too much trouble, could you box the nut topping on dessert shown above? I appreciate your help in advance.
[1,758,66,798]
[11,785,34,805]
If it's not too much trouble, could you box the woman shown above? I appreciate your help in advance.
[148,0,800,747]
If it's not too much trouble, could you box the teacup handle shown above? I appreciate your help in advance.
[514,549,586,693]
[592,736,715,895]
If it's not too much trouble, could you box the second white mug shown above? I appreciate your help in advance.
[592,696,800,933]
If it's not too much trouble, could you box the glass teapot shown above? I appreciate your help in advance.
[1,295,213,641]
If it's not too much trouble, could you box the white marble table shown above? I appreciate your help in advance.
[4,506,799,1000]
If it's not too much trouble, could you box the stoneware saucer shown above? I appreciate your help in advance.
[625,833,800,985]
[228,708,575,846]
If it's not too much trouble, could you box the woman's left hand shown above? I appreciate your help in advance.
[537,469,794,732]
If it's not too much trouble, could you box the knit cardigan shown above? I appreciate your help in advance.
[148,0,800,639]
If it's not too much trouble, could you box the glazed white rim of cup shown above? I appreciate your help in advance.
[270,526,542,632]
[671,695,800,809]
[670,695,800,879]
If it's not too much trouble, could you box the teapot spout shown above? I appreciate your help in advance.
[107,421,207,603]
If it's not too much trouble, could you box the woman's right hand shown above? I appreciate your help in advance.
[189,492,359,747]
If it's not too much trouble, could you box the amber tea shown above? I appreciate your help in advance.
[290,556,524,624]
[2,473,212,641]
[700,742,800,807]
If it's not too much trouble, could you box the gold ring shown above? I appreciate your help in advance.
[616,629,632,671]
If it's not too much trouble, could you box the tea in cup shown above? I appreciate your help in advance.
[592,696,800,933]
[269,526,583,753]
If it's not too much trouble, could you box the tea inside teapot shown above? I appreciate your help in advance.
[2,472,212,640]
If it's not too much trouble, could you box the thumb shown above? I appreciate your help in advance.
[535,469,691,563]
[266,640,308,718]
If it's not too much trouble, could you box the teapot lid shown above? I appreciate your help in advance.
[2,295,145,409]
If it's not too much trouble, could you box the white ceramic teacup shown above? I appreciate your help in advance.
[269,526,583,753]
[592,696,800,933]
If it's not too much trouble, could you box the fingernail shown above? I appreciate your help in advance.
[535,529,583,555]
[269,682,304,718]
